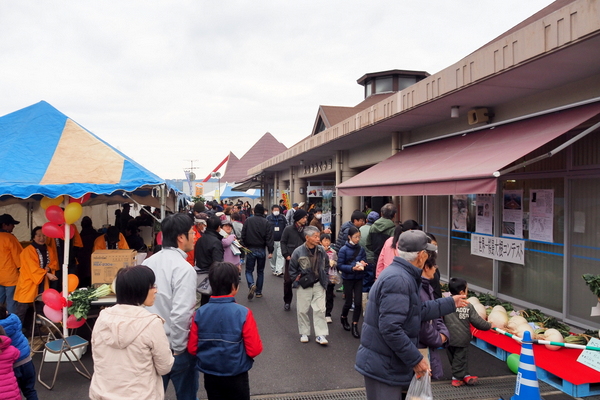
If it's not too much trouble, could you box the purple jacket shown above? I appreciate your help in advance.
[418,277,450,380]
[222,234,240,265]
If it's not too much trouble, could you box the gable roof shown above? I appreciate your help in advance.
[310,93,396,136]
[221,132,287,183]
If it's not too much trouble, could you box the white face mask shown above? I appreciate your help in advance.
[273,211,280,216]
[315,213,322,220]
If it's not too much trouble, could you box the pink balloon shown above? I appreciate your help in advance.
[43,304,63,323]
[156,231,163,245]
[42,222,64,239]
[45,205,65,224]
[42,288,63,310]
[66,314,86,329]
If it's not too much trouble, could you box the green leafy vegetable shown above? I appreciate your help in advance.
[68,284,112,320]
[583,274,600,297]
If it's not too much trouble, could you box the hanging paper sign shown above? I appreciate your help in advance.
[577,338,600,372]
[471,233,525,265]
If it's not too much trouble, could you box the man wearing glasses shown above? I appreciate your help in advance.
[143,213,199,400]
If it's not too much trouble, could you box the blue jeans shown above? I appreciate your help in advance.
[162,351,199,400]
[0,285,16,314]
[245,247,266,294]
[14,360,38,400]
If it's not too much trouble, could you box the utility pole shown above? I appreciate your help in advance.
[183,159,199,195]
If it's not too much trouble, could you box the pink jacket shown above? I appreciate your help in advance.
[0,336,21,400]
[375,236,399,278]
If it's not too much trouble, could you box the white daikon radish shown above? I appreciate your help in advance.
[467,297,481,305]
[473,303,487,320]
[492,305,508,314]
[543,328,564,351]
[487,311,508,328]
[506,315,529,333]
[515,323,534,339]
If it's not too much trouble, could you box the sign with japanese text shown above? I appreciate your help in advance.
[471,234,525,265]
[577,338,600,372]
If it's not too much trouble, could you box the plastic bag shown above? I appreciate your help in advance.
[328,265,340,284]
[406,372,433,400]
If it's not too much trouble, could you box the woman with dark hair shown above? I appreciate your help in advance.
[90,265,174,400]
[14,226,59,322]
[337,226,367,338]
[426,232,443,299]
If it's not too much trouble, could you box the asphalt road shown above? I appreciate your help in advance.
[34,272,533,400]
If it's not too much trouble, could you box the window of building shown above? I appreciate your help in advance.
[365,80,372,98]
[397,77,417,91]
[568,177,600,327]
[375,77,393,93]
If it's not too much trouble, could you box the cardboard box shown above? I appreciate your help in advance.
[91,249,137,285]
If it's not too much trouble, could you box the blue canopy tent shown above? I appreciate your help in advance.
[0,101,179,209]
[0,101,179,334]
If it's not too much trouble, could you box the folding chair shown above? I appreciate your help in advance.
[36,315,91,390]
[29,295,46,354]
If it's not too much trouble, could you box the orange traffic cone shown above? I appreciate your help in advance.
[511,331,542,400]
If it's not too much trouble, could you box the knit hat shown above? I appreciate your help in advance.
[193,202,206,213]
[367,211,380,223]
[254,203,265,215]
[293,209,308,222]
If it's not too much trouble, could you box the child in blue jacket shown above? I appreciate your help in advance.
[0,305,39,399]
[188,262,263,400]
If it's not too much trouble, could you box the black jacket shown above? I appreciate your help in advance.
[266,214,287,242]
[280,224,305,259]
[241,215,274,254]
[194,229,224,273]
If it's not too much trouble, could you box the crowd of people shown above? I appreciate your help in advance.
[0,199,494,400]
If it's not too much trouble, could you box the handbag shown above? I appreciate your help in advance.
[298,272,315,289]
[197,272,212,295]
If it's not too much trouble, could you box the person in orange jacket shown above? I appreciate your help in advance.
[93,226,129,252]
[186,214,207,266]
[0,214,23,314]
[14,226,59,322]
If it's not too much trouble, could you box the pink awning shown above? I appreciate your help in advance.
[337,103,600,197]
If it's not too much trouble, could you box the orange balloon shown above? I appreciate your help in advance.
[67,274,79,292]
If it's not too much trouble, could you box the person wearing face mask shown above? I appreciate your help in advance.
[309,208,331,234]
[185,214,207,266]
[337,226,367,338]
[266,205,287,277]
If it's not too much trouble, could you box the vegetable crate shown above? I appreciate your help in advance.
[470,335,508,361]
[536,366,600,397]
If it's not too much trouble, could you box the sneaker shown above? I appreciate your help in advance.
[300,335,309,343]
[336,285,344,292]
[463,376,478,386]
[326,316,332,323]
[248,284,256,300]
[284,303,291,311]
[451,379,465,387]
[256,293,263,298]
[316,336,328,345]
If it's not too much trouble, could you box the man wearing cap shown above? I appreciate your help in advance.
[241,204,274,300]
[0,214,23,314]
[355,230,468,399]
[280,208,308,311]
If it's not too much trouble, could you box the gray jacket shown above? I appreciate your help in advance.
[355,256,455,387]
[444,303,491,347]
[289,243,329,289]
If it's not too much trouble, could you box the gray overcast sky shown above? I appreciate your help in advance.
[0,1,555,181]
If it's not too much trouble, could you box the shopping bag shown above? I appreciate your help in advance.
[406,372,433,400]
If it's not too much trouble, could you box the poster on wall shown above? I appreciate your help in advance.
[280,190,290,210]
[502,190,523,238]
[529,189,554,242]
[321,190,333,229]
[475,194,494,235]
[451,195,468,231]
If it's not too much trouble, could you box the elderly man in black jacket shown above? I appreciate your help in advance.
[280,209,308,311]
[195,215,224,306]
[241,204,274,300]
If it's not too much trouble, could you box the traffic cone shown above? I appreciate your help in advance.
[511,331,542,400]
